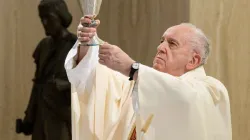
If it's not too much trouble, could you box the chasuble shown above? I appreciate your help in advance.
[65,41,232,140]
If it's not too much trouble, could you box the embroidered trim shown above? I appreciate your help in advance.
[142,114,154,133]
[128,114,154,140]
[128,124,136,140]
[130,127,136,140]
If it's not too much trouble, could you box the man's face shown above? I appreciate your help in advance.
[39,10,63,36]
[153,25,200,76]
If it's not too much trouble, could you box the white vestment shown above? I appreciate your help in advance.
[65,41,232,140]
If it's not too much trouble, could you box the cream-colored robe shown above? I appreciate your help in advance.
[65,41,232,140]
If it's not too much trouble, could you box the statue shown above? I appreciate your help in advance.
[16,0,77,140]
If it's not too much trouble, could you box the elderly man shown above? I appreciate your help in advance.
[65,16,232,140]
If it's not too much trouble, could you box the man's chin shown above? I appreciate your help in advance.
[153,64,163,71]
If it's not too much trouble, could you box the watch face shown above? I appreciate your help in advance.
[132,63,139,69]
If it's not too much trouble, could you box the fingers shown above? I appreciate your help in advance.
[98,54,108,65]
[80,16,100,27]
[80,16,92,25]
[98,53,108,59]
[77,24,96,33]
[92,20,100,27]
[77,30,92,42]
[78,37,90,42]
[99,49,110,55]
[98,43,112,65]
[100,43,113,49]
[77,20,97,43]
[98,43,113,54]
[77,32,96,38]
[77,16,101,43]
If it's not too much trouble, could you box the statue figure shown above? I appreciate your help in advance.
[16,0,77,140]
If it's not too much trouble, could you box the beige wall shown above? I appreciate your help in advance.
[97,0,189,66]
[1,0,249,140]
[190,0,250,139]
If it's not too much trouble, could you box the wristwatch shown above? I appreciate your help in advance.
[129,62,140,81]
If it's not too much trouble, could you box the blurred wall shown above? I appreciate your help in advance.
[190,0,250,139]
[0,0,189,140]
[2,0,250,140]
[97,0,189,65]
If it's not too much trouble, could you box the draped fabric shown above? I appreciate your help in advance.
[135,65,231,140]
[65,42,231,139]
[65,42,136,140]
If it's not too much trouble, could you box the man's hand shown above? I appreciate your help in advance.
[77,15,100,44]
[76,16,100,62]
[99,43,135,77]
[78,16,136,79]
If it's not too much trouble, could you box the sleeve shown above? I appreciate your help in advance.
[24,42,42,119]
[32,38,46,65]
[64,40,99,94]
[65,41,133,139]
[21,84,38,134]
[65,41,100,137]
[21,42,43,134]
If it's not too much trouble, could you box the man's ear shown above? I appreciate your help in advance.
[186,53,201,70]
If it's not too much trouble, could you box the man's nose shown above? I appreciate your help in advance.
[157,42,168,53]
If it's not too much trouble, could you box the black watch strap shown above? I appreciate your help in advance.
[129,62,139,81]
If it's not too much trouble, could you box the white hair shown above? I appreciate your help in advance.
[179,23,210,65]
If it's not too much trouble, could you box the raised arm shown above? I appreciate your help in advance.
[76,16,100,63]
[64,16,100,93]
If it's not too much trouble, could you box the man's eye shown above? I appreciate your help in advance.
[169,41,174,45]
[160,40,164,43]
[169,41,177,49]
